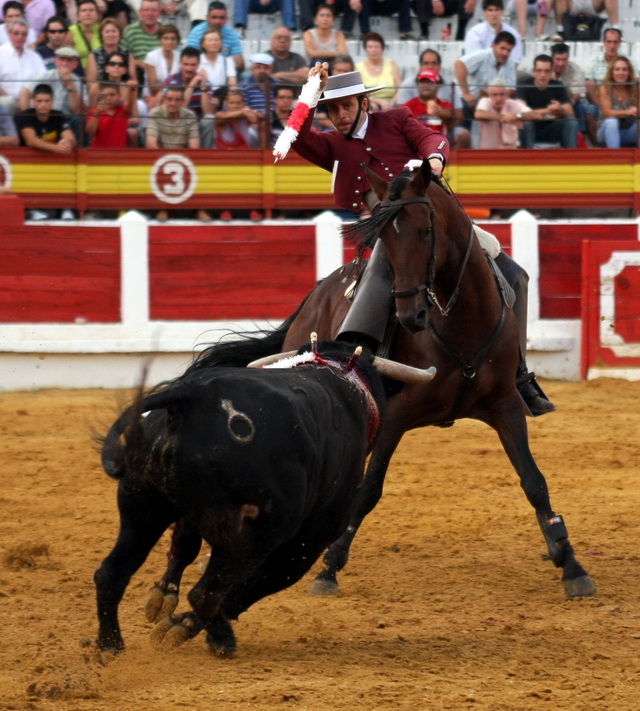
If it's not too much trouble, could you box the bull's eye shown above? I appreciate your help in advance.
[219,399,255,444]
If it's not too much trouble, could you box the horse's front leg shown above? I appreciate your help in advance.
[310,427,405,595]
[144,519,202,623]
[488,397,597,599]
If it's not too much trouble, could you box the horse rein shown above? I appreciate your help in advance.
[378,194,475,318]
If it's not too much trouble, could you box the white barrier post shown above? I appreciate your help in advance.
[118,210,150,326]
[510,209,540,325]
[314,210,343,281]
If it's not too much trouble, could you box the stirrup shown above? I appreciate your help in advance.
[517,371,556,417]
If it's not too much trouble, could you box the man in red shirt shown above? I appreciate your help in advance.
[86,81,137,148]
[403,68,453,136]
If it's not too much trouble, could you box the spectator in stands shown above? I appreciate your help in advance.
[19,46,84,141]
[15,82,76,219]
[554,0,619,40]
[583,28,627,144]
[163,46,215,147]
[14,0,56,35]
[271,83,294,143]
[550,42,590,141]
[268,27,308,86]
[596,55,638,148]
[474,77,532,147]
[302,5,348,68]
[15,82,76,151]
[353,0,414,40]
[86,79,136,147]
[402,68,453,133]
[146,85,211,221]
[454,30,517,127]
[0,103,19,145]
[86,18,136,88]
[333,53,355,75]
[199,27,236,110]
[101,0,131,27]
[0,19,46,113]
[464,0,523,66]
[123,0,162,83]
[412,0,467,41]
[36,16,70,70]
[239,52,279,121]
[0,2,38,47]
[517,53,578,147]
[144,24,181,107]
[299,0,356,35]
[67,0,102,71]
[89,50,141,144]
[233,0,297,37]
[355,32,402,110]
[186,1,244,76]
[159,0,191,39]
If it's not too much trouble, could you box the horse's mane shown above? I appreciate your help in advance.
[342,171,413,259]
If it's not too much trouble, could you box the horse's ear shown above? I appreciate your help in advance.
[362,162,388,201]
[410,160,432,196]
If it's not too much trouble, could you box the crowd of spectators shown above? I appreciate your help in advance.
[0,0,634,218]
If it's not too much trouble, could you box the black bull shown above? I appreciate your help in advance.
[94,342,388,656]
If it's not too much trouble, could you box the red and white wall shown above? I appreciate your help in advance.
[1,197,639,390]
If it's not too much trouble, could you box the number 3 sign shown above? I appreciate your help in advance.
[150,154,198,204]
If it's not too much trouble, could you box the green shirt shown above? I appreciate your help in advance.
[122,21,160,61]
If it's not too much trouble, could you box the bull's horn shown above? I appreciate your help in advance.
[247,351,298,368]
[373,357,436,384]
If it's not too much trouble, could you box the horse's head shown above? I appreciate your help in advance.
[357,160,437,334]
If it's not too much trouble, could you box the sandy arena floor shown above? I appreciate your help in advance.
[1,378,639,711]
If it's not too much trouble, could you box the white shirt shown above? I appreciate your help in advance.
[0,43,46,99]
[464,21,523,66]
[198,53,236,90]
[144,47,181,85]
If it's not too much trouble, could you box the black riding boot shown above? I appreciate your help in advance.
[495,252,556,417]
[337,239,394,354]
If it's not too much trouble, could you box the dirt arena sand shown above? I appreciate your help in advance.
[1,378,639,711]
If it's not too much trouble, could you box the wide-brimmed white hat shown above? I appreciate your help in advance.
[318,71,386,103]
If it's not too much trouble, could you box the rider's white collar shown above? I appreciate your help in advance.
[352,114,369,139]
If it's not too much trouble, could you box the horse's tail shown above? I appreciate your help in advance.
[183,298,307,374]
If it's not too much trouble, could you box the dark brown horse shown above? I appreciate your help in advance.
[142,162,595,630]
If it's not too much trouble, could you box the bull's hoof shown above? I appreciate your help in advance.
[144,584,178,623]
[308,576,340,596]
[563,574,598,599]
[150,613,199,649]
[206,616,237,658]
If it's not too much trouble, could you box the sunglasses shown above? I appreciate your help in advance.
[107,60,126,66]
[48,28,67,33]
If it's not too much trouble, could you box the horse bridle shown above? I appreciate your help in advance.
[374,194,475,317]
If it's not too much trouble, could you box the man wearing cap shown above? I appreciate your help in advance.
[19,46,84,121]
[293,62,555,416]
[403,69,453,134]
[239,52,280,146]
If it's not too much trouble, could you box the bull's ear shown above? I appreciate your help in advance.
[410,159,432,196]
[362,162,388,200]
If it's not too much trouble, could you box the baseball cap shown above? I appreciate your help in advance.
[417,69,441,83]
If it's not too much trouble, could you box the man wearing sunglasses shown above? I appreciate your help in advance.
[186,1,245,75]
[35,15,69,70]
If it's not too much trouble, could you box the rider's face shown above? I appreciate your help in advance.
[326,96,368,135]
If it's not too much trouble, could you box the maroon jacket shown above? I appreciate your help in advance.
[294,106,449,211]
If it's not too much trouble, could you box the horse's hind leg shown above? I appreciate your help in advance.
[144,519,202,623]
[489,400,597,599]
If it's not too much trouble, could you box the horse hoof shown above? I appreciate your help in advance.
[144,585,178,623]
[308,577,340,596]
[564,575,598,599]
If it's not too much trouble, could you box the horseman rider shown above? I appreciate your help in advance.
[294,63,554,417]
